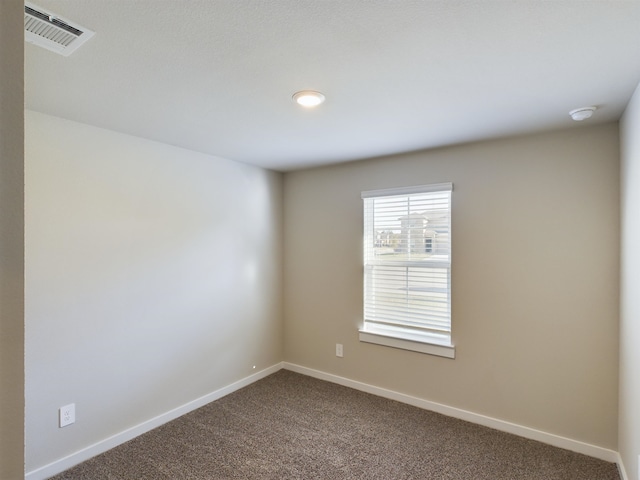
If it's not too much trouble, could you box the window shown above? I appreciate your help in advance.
[360,183,454,358]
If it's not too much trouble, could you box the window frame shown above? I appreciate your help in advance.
[359,183,455,359]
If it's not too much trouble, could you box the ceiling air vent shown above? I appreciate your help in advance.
[25,2,94,56]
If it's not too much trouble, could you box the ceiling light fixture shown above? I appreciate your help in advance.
[569,106,596,121]
[292,90,325,108]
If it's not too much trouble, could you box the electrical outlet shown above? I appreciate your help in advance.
[59,403,75,428]
[336,343,343,357]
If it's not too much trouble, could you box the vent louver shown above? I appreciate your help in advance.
[25,2,94,56]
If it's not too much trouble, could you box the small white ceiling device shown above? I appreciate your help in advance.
[24,2,94,56]
[569,107,596,121]
[292,91,326,108]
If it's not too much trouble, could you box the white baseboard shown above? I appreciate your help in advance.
[25,362,284,480]
[283,362,619,465]
[617,452,630,480]
[27,361,623,480]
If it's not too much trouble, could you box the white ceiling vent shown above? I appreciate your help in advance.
[25,2,94,56]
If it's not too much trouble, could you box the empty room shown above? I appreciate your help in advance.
[1,0,640,479]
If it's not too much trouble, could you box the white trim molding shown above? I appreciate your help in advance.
[25,363,284,480]
[359,328,455,358]
[361,182,453,198]
[616,452,630,480]
[282,362,619,465]
[27,362,622,479]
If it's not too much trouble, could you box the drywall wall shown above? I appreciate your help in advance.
[25,111,283,472]
[620,81,640,480]
[284,125,619,449]
[0,0,25,478]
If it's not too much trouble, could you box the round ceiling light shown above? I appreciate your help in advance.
[292,90,325,108]
[569,106,596,121]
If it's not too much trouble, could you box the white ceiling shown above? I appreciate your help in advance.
[25,0,640,172]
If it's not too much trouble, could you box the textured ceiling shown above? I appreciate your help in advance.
[25,0,640,171]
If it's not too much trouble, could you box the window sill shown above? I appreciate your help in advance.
[358,328,455,359]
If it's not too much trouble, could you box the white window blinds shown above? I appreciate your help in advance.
[362,183,452,346]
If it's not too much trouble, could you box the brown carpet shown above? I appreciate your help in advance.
[50,370,620,479]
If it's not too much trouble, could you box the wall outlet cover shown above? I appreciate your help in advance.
[59,403,75,428]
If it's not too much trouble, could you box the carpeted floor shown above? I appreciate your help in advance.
[50,370,620,479]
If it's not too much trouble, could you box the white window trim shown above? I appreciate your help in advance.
[361,182,453,198]
[359,327,455,359]
[360,183,455,359]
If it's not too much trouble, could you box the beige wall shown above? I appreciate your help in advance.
[284,125,620,449]
[620,81,640,480]
[0,0,25,478]
[25,111,283,472]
